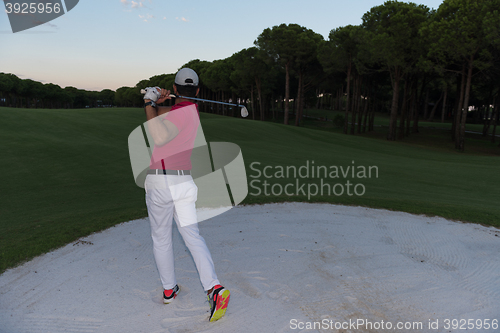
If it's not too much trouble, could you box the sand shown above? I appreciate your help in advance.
[1,203,499,333]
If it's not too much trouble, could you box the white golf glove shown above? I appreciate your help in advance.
[143,87,161,102]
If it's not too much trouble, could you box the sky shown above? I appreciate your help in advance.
[0,0,444,91]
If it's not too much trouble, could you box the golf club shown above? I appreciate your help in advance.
[140,89,249,118]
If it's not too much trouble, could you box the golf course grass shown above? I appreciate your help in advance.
[1,106,499,274]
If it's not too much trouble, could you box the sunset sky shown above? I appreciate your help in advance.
[1,0,444,91]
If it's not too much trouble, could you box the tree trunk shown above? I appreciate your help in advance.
[337,87,342,111]
[388,67,401,141]
[369,101,376,131]
[232,92,237,117]
[336,88,339,111]
[212,90,216,113]
[412,98,420,134]
[219,91,222,115]
[407,80,416,136]
[482,106,490,136]
[357,77,364,134]
[299,79,306,125]
[441,85,447,123]
[271,93,276,120]
[256,77,264,121]
[362,90,369,133]
[427,91,444,122]
[251,86,255,120]
[351,75,358,135]
[423,90,430,120]
[453,64,466,142]
[413,76,427,134]
[491,97,498,143]
[482,89,495,135]
[295,71,303,126]
[344,60,352,134]
[222,91,226,116]
[458,56,474,152]
[284,61,290,125]
[399,78,409,140]
[315,88,320,109]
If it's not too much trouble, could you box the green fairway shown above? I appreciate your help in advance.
[1,107,499,274]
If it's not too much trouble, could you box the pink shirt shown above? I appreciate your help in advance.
[150,101,199,170]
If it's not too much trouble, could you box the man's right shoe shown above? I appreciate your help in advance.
[163,285,180,304]
[207,284,230,322]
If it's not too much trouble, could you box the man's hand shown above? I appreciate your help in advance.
[156,89,172,104]
[143,87,161,102]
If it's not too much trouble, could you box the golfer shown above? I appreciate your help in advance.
[142,68,230,322]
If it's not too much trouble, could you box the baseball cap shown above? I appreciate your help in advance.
[175,68,199,86]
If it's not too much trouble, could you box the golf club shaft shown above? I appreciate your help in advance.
[140,90,244,108]
[179,95,245,108]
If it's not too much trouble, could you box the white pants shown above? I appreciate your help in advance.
[145,174,220,291]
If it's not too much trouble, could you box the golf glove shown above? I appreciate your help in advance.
[143,87,161,102]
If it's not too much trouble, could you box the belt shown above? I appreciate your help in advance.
[147,169,191,175]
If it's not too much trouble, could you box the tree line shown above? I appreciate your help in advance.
[1,0,499,151]
[0,73,115,109]
[152,0,500,151]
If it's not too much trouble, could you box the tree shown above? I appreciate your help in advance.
[115,87,140,107]
[319,25,365,133]
[230,47,276,120]
[424,0,500,151]
[203,59,234,115]
[362,1,431,141]
[44,83,63,108]
[31,80,46,108]
[0,73,14,106]
[292,29,324,126]
[255,23,320,125]
[99,89,115,106]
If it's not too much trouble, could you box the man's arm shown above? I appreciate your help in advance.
[144,104,179,146]
[143,88,179,146]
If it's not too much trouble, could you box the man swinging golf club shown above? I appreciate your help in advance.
[142,68,230,322]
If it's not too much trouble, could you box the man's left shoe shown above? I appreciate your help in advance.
[163,285,180,304]
[207,285,230,322]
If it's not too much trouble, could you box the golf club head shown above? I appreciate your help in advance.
[241,106,249,118]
